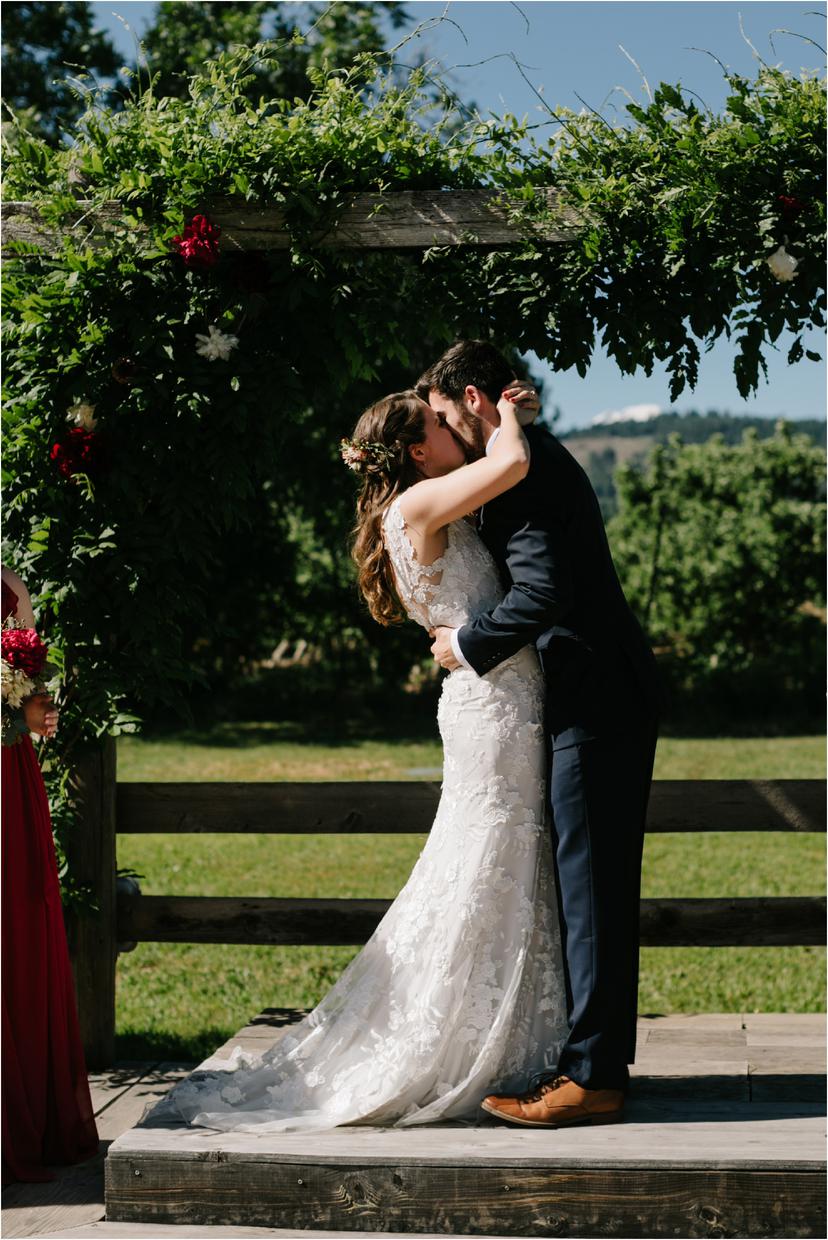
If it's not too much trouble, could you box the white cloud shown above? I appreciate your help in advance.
[591,403,663,426]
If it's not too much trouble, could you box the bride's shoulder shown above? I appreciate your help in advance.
[381,495,404,529]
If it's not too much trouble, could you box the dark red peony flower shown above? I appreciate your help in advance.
[777,194,806,220]
[171,214,221,269]
[50,427,104,479]
[2,628,48,679]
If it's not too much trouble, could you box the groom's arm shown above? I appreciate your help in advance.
[452,485,575,676]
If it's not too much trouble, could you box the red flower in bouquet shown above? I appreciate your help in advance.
[50,427,104,479]
[171,214,221,269]
[1,628,48,679]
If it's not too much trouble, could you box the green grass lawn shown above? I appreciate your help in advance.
[115,730,826,1061]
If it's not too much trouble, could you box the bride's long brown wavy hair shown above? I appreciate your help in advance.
[349,391,427,625]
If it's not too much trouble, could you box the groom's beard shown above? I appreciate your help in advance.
[453,407,487,461]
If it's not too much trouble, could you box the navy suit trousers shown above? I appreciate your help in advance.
[549,718,658,1091]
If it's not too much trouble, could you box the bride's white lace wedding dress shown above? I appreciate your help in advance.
[155,500,567,1133]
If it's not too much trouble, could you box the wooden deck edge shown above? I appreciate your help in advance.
[104,1161,827,1238]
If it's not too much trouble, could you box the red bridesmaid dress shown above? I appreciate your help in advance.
[2,578,98,1182]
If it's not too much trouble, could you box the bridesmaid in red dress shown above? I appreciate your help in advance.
[2,567,98,1182]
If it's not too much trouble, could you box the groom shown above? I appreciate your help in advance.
[417,340,661,1128]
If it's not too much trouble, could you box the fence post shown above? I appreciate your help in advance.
[66,735,117,1068]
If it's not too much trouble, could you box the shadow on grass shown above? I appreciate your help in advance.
[134,713,442,750]
[116,1028,227,1064]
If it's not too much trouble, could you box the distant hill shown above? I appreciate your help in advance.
[557,412,826,519]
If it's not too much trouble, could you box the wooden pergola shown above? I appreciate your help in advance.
[2,188,582,253]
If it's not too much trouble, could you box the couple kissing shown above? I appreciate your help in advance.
[157,338,660,1135]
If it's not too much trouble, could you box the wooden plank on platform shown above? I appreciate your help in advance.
[115,778,827,835]
[116,893,827,947]
[45,1224,523,1238]
[1,1064,192,1240]
[95,1064,195,1142]
[1,1150,107,1240]
[105,1153,826,1238]
[208,1008,310,1062]
[87,1063,159,1117]
[1,189,582,256]
[107,1107,828,1168]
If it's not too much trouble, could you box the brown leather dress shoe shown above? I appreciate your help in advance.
[481,1074,624,1128]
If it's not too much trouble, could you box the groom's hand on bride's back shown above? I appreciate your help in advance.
[430,626,461,671]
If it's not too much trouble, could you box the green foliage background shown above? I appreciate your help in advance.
[609,426,825,726]
[1,35,825,893]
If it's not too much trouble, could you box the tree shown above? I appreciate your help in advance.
[1,1,119,142]
[609,426,826,727]
[140,1,410,104]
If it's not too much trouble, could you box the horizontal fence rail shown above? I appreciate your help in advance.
[114,778,826,953]
[2,189,584,256]
[116,779,827,836]
[117,893,827,949]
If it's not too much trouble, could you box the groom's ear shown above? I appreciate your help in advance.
[464,384,486,414]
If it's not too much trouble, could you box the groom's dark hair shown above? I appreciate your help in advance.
[416,340,516,405]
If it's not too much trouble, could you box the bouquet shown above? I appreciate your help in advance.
[1,617,58,746]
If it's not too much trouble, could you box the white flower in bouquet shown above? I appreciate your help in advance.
[66,401,98,430]
[195,324,239,361]
[766,245,798,282]
[1,661,35,709]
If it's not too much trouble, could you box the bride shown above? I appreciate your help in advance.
[157,386,567,1133]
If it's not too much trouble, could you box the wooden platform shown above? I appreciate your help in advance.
[101,1011,826,1239]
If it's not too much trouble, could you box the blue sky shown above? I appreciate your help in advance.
[90,1,826,428]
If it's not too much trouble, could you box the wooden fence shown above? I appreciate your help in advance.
[69,739,825,1067]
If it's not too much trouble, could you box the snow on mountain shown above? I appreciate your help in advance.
[591,403,663,426]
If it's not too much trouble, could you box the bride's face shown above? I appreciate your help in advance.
[412,401,466,477]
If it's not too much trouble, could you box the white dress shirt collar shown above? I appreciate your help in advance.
[485,426,501,455]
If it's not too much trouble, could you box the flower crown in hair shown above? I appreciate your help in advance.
[340,436,395,474]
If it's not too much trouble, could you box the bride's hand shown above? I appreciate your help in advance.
[499,382,540,426]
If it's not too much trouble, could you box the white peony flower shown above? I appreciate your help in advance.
[1,662,35,708]
[766,244,799,282]
[66,401,98,430]
[195,324,239,362]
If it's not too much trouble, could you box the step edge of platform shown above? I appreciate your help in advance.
[104,1150,828,1171]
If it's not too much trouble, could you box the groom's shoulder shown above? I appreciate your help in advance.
[526,423,585,479]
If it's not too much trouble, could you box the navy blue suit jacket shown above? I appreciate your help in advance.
[456,424,661,750]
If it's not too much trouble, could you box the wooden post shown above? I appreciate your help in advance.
[65,735,117,1068]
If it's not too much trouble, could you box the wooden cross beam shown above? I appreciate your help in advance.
[1,188,583,254]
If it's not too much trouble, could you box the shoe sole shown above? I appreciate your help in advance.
[480,1100,624,1128]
